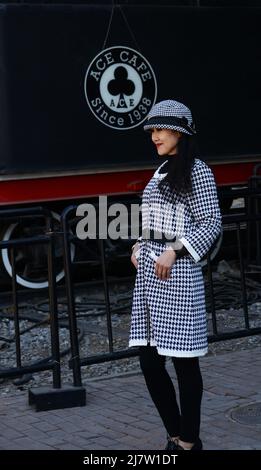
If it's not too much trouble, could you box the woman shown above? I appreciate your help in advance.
[129,100,222,450]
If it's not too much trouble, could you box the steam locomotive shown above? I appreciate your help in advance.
[0,1,260,288]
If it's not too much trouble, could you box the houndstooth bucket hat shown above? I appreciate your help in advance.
[144,99,196,135]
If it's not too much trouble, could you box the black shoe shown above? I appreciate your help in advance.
[165,437,179,451]
[176,438,203,451]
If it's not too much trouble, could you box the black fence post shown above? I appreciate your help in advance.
[10,247,22,368]
[99,238,114,353]
[206,252,218,336]
[46,214,61,389]
[61,206,83,388]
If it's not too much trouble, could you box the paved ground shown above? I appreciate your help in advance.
[0,347,261,450]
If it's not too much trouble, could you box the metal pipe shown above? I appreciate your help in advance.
[208,327,261,343]
[61,205,82,387]
[46,216,61,389]
[206,253,218,335]
[10,248,21,368]
[236,223,250,329]
[0,236,49,249]
[99,239,114,353]
[0,206,51,220]
[0,362,57,379]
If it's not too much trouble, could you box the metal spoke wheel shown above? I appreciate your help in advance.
[0,212,75,289]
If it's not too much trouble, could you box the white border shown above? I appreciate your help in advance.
[179,236,200,262]
[129,340,208,357]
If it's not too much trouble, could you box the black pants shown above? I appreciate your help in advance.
[139,345,203,442]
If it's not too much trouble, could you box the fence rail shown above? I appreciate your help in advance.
[1,182,261,410]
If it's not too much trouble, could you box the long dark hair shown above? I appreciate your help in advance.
[158,133,198,195]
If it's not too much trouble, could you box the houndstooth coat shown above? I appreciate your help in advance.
[129,158,222,357]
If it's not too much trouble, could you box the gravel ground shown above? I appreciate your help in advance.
[1,266,261,396]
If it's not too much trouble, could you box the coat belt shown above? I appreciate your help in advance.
[141,230,176,244]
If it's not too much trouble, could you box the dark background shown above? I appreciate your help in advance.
[0,1,261,174]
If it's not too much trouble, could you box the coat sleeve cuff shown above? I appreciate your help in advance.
[179,236,201,262]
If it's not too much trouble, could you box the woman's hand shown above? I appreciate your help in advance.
[154,250,177,280]
[131,242,140,269]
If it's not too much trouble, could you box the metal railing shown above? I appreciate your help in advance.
[1,181,261,407]
[60,186,261,384]
[207,211,261,343]
[0,206,85,410]
[61,205,139,389]
[0,207,61,384]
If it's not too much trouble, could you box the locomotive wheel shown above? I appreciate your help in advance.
[0,212,75,289]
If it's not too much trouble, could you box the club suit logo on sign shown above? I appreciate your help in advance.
[84,46,157,130]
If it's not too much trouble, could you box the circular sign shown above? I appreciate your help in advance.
[84,46,157,130]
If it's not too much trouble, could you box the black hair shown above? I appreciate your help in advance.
[158,133,198,195]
